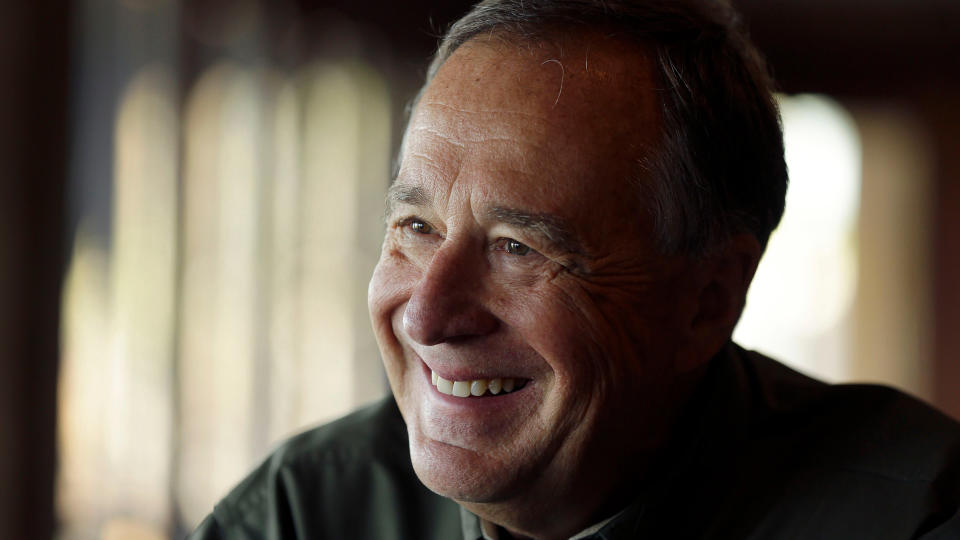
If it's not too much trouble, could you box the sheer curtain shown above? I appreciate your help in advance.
[57,1,392,537]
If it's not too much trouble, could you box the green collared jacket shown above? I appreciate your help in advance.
[189,344,960,539]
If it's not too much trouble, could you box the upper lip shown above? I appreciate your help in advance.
[417,354,533,382]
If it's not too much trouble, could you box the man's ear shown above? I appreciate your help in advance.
[676,233,762,370]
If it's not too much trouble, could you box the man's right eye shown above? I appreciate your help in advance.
[407,219,432,234]
[397,217,435,234]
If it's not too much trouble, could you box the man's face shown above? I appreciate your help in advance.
[368,36,704,505]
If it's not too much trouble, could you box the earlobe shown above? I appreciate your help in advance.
[680,233,762,369]
[702,233,762,330]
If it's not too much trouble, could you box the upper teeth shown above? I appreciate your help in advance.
[431,370,524,397]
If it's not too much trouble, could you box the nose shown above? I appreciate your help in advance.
[402,240,499,345]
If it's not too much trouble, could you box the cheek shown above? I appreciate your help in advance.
[368,249,419,357]
[495,283,629,445]
[508,277,665,397]
[499,280,607,388]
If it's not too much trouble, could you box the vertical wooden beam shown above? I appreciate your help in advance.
[851,104,935,402]
[928,97,960,421]
[0,1,70,538]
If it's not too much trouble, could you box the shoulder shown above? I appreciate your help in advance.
[261,396,410,472]
[191,397,461,540]
[730,345,960,537]
[737,345,960,478]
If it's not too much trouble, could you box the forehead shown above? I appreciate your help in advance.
[399,32,661,234]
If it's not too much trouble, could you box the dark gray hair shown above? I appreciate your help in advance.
[406,0,788,256]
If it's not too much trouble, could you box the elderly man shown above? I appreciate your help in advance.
[191,1,960,538]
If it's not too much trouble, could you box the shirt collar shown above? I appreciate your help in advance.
[460,505,623,540]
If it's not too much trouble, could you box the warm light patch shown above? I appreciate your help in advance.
[734,94,861,382]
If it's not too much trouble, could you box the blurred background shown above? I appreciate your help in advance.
[2,0,959,538]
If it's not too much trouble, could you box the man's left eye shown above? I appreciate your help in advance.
[505,239,531,256]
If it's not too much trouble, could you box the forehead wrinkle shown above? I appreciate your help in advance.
[421,99,549,121]
[488,206,587,257]
[410,109,555,176]
[411,123,539,149]
[409,124,466,149]
[417,99,555,144]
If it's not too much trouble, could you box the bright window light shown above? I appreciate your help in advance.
[733,94,862,382]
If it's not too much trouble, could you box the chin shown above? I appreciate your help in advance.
[407,428,523,504]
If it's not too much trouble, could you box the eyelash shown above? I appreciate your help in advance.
[398,217,534,257]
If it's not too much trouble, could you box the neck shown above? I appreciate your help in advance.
[462,470,634,540]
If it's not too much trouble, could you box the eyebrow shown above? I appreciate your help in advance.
[488,206,586,257]
[386,183,429,211]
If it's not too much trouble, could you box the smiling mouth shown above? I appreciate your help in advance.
[430,370,529,398]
